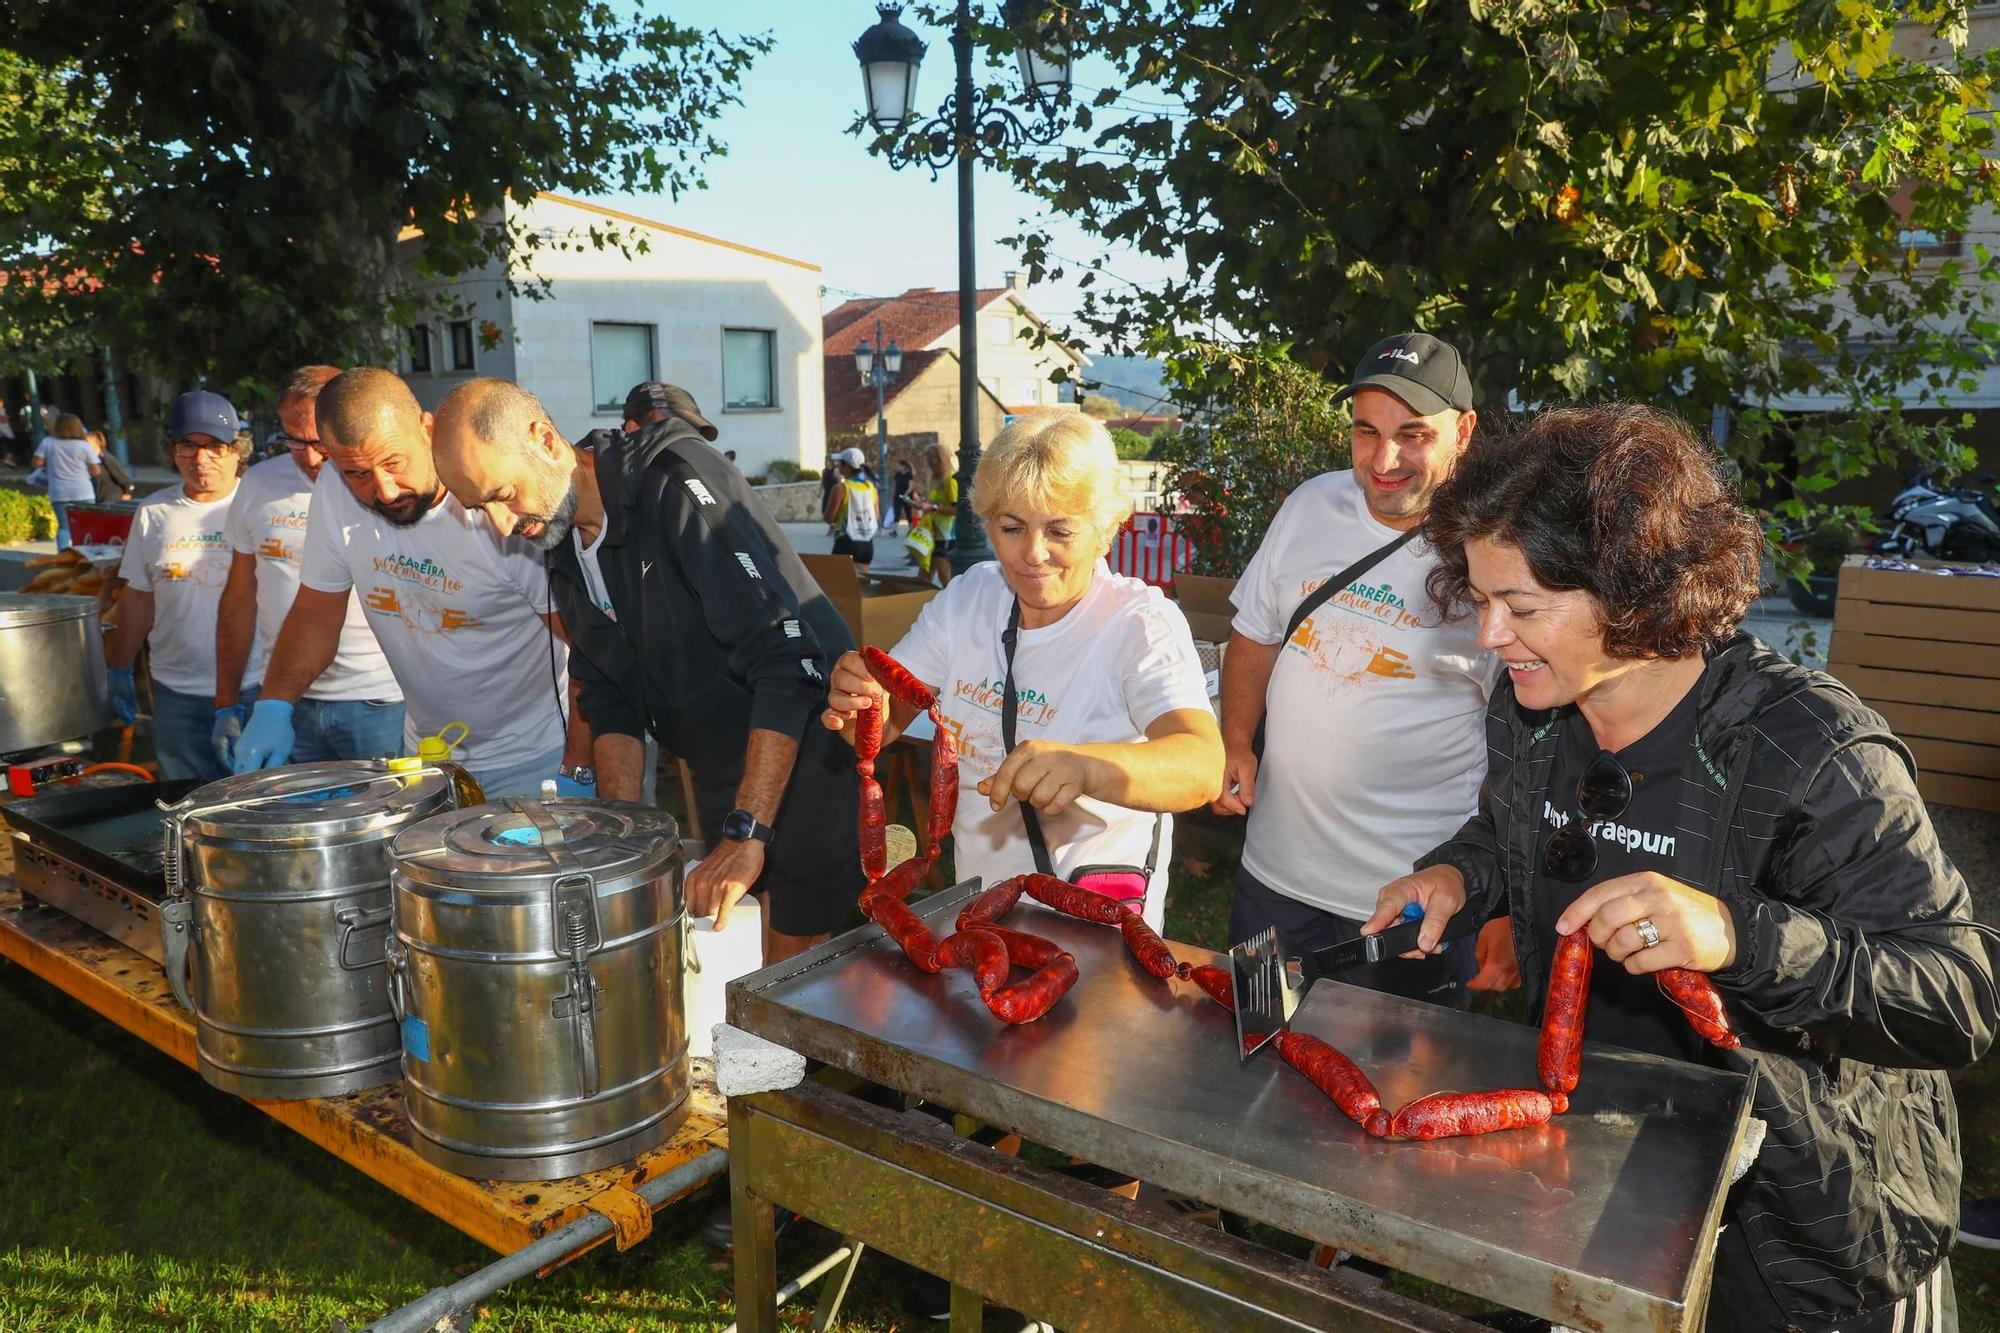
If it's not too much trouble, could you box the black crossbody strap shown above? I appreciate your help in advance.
[1281,529,1419,646]
[1000,597,1057,876]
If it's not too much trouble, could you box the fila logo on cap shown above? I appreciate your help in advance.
[1380,348,1420,364]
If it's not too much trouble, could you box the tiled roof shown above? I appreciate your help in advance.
[823,287,1010,356]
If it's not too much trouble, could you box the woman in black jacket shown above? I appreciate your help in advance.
[86,430,134,502]
[1366,404,1996,1332]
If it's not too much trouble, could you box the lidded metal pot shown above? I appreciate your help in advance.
[157,760,468,1099]
[386,798,687,1181]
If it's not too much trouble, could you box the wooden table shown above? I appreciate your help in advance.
[0,832,727,1263]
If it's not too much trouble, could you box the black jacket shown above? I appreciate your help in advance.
[1419,633,1998,1325]
[551,420,854,784]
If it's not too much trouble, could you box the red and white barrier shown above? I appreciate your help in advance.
[1109,512,1196,588]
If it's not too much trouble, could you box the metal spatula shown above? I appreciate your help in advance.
[1230,903,1434,1062]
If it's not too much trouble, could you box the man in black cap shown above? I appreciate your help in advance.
[428,376,861,971]
[1210,332,1517,1005]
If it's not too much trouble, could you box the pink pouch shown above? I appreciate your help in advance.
[1072,866,1150,905]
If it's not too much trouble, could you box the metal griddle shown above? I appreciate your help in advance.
[2,780,201,961]
[729,879,1754,1332]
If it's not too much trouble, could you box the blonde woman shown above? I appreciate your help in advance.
[31,414,99,551]
[915,440,959,584]
[823,411,1223,932]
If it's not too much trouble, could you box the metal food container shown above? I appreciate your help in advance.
[387,798,688,1181]
[0,593,110,752]
[156,761,464,1099]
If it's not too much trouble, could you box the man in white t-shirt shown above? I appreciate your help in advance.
[229,368,587,797]
[105,392,250,780]
[211,365,405,769]
[1214,333,1515,1005]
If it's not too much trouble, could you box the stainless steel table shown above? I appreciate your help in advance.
[727,880,1754,1331]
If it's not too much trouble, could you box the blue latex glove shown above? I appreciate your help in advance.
[552,773,596,798]
[211,704,246,768]
[107,667,137,725]
[231,699,296,772]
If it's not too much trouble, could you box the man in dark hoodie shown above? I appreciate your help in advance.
[431,377,862,968]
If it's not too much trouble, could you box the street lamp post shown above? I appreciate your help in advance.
[852,317,904,490]
[852,1,1073,567]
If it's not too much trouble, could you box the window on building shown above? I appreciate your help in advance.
[723,328,776,409]
[448,320,476,372]
[1020,378,1043,405]
[409,324,434,374]
[987,314,1013,347]
[591,322,656,414]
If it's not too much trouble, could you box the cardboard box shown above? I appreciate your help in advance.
[1828,556,2000,811]
[801,553,938,652]
[1172,573,1239,646]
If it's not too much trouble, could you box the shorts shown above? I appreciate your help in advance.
[832,533,875,566]
[693,727,863,937]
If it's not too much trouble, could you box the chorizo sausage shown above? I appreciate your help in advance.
[1387,1089,1555,1141]
[1538,929,1593,1095]
[1656,968,1742,1050]
[1278,1032,1388,1136]
[861,646,936,710]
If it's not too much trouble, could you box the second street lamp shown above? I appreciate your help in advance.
[853,318,903,493]
[852,1,1073,567]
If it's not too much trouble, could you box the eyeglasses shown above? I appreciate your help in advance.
[172,438,232,455]
[276,434,322,450]
[1542,750,1641,883]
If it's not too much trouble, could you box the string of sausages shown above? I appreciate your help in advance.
[854,648,1742,1140]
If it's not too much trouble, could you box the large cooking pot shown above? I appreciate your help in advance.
[387,798,687,1181]
[0,593,109,753]
[156,760,467,1099]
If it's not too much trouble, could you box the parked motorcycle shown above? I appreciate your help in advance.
[1875,468,2000,563]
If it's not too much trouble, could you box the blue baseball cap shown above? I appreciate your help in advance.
[167,390,241,443]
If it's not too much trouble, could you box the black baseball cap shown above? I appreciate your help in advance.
[1331,333,1473,416]
[622,381,718,440]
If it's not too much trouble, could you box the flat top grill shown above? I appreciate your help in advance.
[2,780,202,901]
[729,879,1754,1333]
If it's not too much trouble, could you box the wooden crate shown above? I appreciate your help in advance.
[1827,556,2000,811]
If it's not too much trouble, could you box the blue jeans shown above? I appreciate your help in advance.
[152,684,229,783]
[1228,863,1477,1010]
[471,746,567,800]
[292,697,407,764]
[50,499,72,553]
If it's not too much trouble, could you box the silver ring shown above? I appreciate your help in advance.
[1635,918,1662,950]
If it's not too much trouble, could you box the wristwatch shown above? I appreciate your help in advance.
[559,763,596,787]
[720,808,774,845]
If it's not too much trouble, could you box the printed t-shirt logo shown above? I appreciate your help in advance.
[363,553,479,635]
[1541,801,1677,858]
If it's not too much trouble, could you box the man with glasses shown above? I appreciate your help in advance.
[229,367,589,797]
[104,391,252,780]
[211,365,404,768]
[1212,333,1511,1005]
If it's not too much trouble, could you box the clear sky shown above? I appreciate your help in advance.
[600,2,1180,349]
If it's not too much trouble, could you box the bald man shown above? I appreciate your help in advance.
[230,368,587,796]
[430,377,861,967]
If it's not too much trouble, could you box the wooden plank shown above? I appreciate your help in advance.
[1838,558,2000,613]
[1905,737,2000,781]
[0,876,726,1258]
[1917,770,2000,813]
[1828,632,2000,680]
[1871,702,2000,747]
[1828,665,2000,713]
[1833,599,2000,646]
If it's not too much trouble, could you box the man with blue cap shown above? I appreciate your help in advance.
[103,390,252,779]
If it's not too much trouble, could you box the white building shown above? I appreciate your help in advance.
[397,192,826,473]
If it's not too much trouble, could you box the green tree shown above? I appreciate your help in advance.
[1080,391,1126,418]
[0,3,766,402]
[1154,343,1351,577]
[961,2,2000,527]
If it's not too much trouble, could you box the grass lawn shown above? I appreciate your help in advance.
[2,806,1995,1330]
